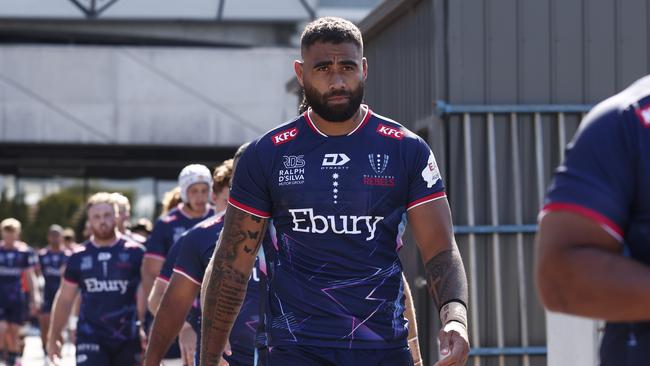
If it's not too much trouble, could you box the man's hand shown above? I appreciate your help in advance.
[46,333,64,365]
[179,322,197,366]
[139,324,148,351]
[434,321,469,366]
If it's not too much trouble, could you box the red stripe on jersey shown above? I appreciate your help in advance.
[157,275,170,283]
[541,202,624,241]
[228,198,271,218]
[173,267,202,286]
[635,104,650,128]
[407,192,447,210]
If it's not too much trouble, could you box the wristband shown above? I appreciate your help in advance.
[440,301,467,328]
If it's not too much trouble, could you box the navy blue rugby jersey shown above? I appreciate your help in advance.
[145,204,215,261]
[38,247,71,305]
[229,105,446,349]
[0,241,35,302]
[542,76,650,353]
[63,237,145,341]
[173,215,266,352]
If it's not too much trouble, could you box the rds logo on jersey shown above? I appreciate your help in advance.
[279,155,306,186]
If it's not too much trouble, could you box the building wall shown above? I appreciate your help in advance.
[360,0,650,365]
[0,45,299,146]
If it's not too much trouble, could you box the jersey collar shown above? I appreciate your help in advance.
[303,104,372,137]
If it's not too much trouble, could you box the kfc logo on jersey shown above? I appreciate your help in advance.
[635,104,650,128]
[376,124,405,140]
[272,128,299,145]
[422,151,441,188]
[283,155,305,169]
[321,153,350,169]
[289,208,384,241]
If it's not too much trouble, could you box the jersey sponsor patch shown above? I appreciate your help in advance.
[376,124,405,140]
[272,127,299,145]
[635,103,650,128]
[288,208,384,241]
[422,150,441,188]
[279,155,306,186]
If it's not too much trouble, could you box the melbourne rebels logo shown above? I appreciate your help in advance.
[363,153,395,187]
[369,154,389,174]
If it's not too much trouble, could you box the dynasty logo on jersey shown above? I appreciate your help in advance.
[289,208,384,241]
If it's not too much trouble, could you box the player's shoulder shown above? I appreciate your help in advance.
[251,114,305,150]
[15,242,33,253]
[68,242,91,261]
[38,248,49,256]
[122,238,146,253]
[583,76,650,133]
[160,206,182,224]
[370,111,422,143]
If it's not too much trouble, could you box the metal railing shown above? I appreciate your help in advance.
[437,101,593,366]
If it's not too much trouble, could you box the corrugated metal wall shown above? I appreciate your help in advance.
[362,0,650,365]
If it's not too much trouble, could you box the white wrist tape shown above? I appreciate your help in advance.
[440,301,467,328]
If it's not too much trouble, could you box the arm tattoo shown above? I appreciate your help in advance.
[424,249,468,311]
[200,209,267,366]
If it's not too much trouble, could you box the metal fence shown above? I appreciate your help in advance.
[403,102,593,366]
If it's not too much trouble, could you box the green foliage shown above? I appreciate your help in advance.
[0,186,135,248]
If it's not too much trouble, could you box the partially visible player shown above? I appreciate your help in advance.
[161,187,182,217]
[0,218,39,366]
[47,192,146,366]
[112,193,147,244]
[144,156,250,366]
[536,75,650,365]
[141,165,215,365]
[62,227,84,252]
[131,218,153,240]
[36,224,71,357]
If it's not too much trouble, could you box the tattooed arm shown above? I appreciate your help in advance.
[407,198,469,366]
[200,206,267,366]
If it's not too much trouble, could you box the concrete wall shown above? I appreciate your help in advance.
[0,45,299,146]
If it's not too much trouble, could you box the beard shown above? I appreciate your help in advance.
[92,223,116,240]
[303,81,364,122]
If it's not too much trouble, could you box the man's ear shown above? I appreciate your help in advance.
[294,60,304,87]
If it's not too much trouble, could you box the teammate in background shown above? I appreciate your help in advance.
[112,193,147,244]
[62,227,84,252]
[160,187,182,217]
[47,192,146,366]
[145,156,250,366]
[141,165,215,365]
[536,76,650,365]
[36,224,71,357]
[131,218,153,240]
[0,218,40,366]
[201,17,469,366]
[147,160,233,315]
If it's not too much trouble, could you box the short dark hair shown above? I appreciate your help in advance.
[300,17,363,53]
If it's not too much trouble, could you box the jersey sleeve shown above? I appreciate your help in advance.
[406,137,446,210]
[144,218,168,260]
[63,254,81,285]
[173,231,211,286]
[228,140,272,218]
[159,236,184,282]
[542,105,637,241]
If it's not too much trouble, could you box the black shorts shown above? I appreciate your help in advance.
[601,322,650,366]
[0,300,25,325]
[258,345,414,366]
[76,332,141,366]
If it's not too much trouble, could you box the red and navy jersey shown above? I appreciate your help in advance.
[229,105,446,349]
[170,215,265,355]
[38,248,71,305]
[144,205,215,261]
[63,238,145,341]
[544,76,650,259]
[543,76,650,352]
[0,242,35,302]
